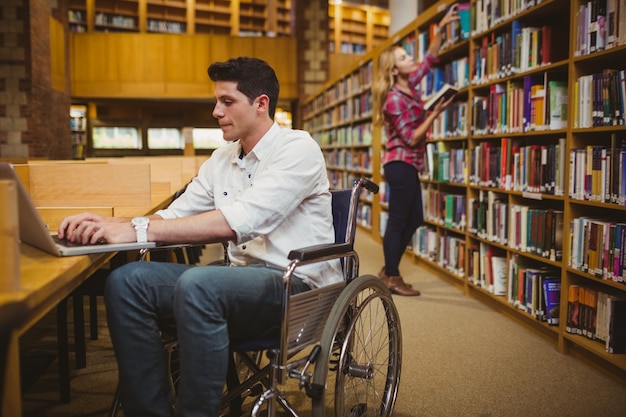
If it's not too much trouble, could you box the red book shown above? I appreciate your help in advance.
[500,137,509,189]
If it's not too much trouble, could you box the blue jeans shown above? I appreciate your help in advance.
[104,261,310,417]
[382,161,424,277]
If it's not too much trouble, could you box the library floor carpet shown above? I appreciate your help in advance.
[20,234,626,417]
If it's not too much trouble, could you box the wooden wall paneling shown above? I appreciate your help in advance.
[71,33,298,99]
[163,35,213,96]
[251,36,298,98]
[115,34,167,96]
[50,17,66,92]
[71,34,124,95]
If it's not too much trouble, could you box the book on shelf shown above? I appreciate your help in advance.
[566,284,581,334]
[548,80,568,129]
[479,242,495,291]
[569,133,626,204]
[568,216,626,281]
[606,0,619,48]
[424,83,459,112]
[597,0,608,51]
[457,2,471,40]
[597,291,610,343]
[607,296,626,353]
[491,255,507,296]
[541,25,552,65]
[507,258,558,320]
[581,287,599,339]
[543,278,561,325]
[563,284,626,353]
[468,244,480,285]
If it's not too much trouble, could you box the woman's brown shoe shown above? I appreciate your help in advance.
[385,276,421,296]
[378,267,414,288]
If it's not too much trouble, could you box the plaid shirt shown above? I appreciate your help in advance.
[382,51,439,173]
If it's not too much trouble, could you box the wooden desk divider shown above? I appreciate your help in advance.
[0,180,20,292]
[14,163,152,224]
[16,157,208,222]
[102,156,206,207]
[24,163,152,209]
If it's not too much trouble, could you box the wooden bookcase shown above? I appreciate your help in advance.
[328,3,390,55]
[303,0,626,382]
[68,0,293,35]
[145,0,189,33]
[303,58,376,230]
[93,0,140,32]
[194,0,233,35]
[327,3,390,89]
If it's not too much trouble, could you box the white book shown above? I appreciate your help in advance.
[424,83,459,111]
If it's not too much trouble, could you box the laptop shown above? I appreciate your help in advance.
[0,162,157,256]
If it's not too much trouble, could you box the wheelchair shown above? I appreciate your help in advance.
[111,177,402,417]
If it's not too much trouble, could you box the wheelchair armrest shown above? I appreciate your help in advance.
[287,242,354,262]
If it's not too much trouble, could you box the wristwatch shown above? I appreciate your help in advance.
[131,216,150,243]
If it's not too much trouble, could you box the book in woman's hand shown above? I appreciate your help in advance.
[424,83,458,111]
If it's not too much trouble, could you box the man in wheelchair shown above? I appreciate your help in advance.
[58,57,343,416]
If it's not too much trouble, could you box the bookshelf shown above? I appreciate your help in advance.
[70,105,88,160]
[238,0,267,36]
[194,0,233,35]
[145,0,188,33]
[328,3,390,55]
[303,59,376,230]
[303,0,626,382]
[564,0,626,366]
[68,0,89,32]
[68,0,293,36]
[94,0,140,32]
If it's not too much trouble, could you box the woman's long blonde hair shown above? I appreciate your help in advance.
[372,45,400,126]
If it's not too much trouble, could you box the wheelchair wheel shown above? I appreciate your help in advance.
[311,275,402,417]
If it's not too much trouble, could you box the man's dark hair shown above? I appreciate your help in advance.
[208,57,280,119]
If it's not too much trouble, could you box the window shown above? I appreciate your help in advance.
[191,128,228,149]
[275,107,292,128]
[92,126,141,149]
[147,127,184,149]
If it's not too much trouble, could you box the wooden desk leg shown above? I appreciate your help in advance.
[2,330,22,417]
[73,295,86,369]
[56,300,71,403]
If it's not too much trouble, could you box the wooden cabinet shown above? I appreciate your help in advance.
[304,0,626,382]
[67,0,293,36]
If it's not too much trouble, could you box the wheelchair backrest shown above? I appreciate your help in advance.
[330,189,351,245]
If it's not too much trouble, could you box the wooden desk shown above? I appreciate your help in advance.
[1,246,114,417]
[1,157,205,415]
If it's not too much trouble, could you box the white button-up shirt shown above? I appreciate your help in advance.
[156,123,343,288]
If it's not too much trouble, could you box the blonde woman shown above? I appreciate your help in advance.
[372,6,458,296]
